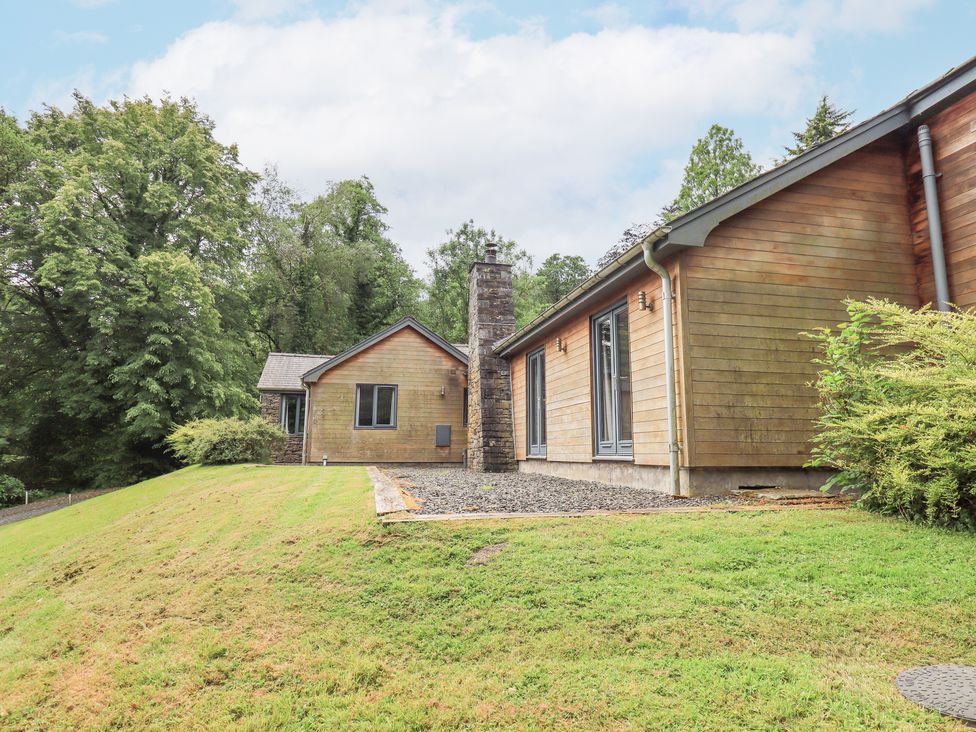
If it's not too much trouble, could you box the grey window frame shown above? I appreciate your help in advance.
[280,393,305,435]
[591,302,633,456]
[354,384,398,429]
[526,347,547,457]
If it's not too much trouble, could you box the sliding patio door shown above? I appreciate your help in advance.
[592,303,633,456]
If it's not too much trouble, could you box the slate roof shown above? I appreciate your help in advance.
[257,352,332,392]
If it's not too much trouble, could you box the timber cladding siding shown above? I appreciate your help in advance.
[906,90,976,310]
[510,260,685,469]
[306,327,468,463]
[682,136,919,468]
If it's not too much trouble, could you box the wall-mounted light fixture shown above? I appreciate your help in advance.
[440,385,446,397]
[637,290,653,311]
[555,337,565,352]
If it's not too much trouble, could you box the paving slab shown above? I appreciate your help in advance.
[368,466,409,516]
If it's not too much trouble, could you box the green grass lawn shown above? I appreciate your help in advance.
[0,465,973,730]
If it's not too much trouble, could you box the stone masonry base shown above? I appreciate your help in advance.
[517,459,835,497]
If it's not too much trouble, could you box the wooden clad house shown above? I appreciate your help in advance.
[258,318,468,465]
[485,57,976,495]
[261,57,976,495]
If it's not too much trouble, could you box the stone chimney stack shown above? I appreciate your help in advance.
[467,241,516,472]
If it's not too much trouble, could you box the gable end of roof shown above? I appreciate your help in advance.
[301,317,467,383]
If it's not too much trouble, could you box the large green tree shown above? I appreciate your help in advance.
[781,96,854,161]
[597,125,760,267]
[0,95,260,490]
[422,220,534,342]
[250,174,421,354]
[662,123,760,223]
[535,254,590,305]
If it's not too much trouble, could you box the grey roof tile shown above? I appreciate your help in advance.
[258,352,332,392]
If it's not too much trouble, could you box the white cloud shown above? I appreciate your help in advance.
[230,0,312,21]
[70,0,117,8]
[673,0,934,34]
[127,2,814,270]
[54,30,109,44]
[581,3,632,29]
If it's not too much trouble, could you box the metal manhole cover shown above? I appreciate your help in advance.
[896,665,976,722]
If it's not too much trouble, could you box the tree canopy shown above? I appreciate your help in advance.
[250,171,421,355]
[0,95,259,489]
[421,220,535,343]
[663,123,760,223]
[780,96,854,161]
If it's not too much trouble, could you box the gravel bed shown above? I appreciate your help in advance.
[390,467,737,515]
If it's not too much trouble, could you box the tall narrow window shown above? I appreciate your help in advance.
[592,303,633,456]
[355,384,398,428]
[526,348,546,456]
[463,387,469,427]
[281,393,305,435]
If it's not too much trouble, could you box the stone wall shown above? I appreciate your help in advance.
[259,391,303,464]
[466,251,516,472]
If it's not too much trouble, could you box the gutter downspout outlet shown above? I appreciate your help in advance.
[641,238,681,497]
[917,124,951,312]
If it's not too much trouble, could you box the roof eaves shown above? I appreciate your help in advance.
[659,55,976,255]
[495,54,976,359]
[495,229,669,357]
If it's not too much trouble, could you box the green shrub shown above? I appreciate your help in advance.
[807,299,976,527]
[0,474,26,508]
[166,417,287,466]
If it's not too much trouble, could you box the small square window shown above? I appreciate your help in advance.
[355,384,397,428]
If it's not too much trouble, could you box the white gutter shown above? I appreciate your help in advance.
[301,383,311,465]
[641,235,681,497]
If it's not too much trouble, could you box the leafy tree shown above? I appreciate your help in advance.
[596,126,759,268]
[0,95,260,490]
[596,222,655,270]
[250,174,421,354]
[781,96,853,161]
[422,220,533,342]
[663,124,760,223]
[535,254,590,305]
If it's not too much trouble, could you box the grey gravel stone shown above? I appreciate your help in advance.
[391,467,737,515]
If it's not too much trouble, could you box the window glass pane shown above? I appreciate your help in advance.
[357,385,374,426]
[538,354,546,446]
[282,394,303,435]
[615,309,632,443]
[463,387,469,427]
[527,355,538,449]
[375,386,395,426]
[597,317,614,445]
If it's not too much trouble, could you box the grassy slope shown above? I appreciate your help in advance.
[0,465,973,731]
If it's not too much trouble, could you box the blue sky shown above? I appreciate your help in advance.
[3,1,975,270]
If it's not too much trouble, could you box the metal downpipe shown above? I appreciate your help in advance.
[917,124,951,311]
[301,383,311,466]
[641,240,681,497]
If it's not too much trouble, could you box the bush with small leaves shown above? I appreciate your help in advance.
[166,418,287,466]
[0,474,26,508]
[807,299,976,527]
